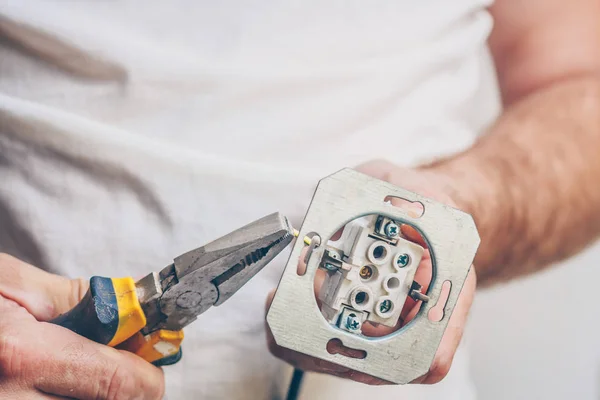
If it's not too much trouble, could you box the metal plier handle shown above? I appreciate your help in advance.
[51,213,294,366]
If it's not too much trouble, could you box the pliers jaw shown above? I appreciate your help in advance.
[50,212,295,367]
[140,213,295,333]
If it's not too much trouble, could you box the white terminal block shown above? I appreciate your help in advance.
[267,168,480,384]
[318,215,424,328]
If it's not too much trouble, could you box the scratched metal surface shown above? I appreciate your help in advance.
[267,168,480,384]
[142,213,293,332]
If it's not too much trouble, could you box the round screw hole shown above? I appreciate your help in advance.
[386,277,400,290]
[367,241,391,265]
[355,291,369,305]
[326,338,367,359]
[373,245,387,260]
[359,265,374,280]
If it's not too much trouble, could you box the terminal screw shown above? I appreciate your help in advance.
[384,222,399,238]
[379,299,393,314]
[359,265,374,280]
[396,253,410,268]
[345,313,362,331]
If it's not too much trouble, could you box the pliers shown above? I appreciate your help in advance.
[51,213,294,366]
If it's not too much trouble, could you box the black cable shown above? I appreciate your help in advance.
[286,368,304,400]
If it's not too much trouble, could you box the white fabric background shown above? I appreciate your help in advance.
[0,1,499,398]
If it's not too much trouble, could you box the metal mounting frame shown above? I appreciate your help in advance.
[267,168,480,384]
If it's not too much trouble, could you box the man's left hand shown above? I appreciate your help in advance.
[265,160,477,385]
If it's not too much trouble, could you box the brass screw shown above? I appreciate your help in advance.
[359,265,373,280]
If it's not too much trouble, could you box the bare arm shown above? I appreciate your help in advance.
[425,0,600,285]
[267,1,600,382]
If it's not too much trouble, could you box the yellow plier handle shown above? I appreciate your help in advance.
[51,214,296,366]
[51,276,184,366]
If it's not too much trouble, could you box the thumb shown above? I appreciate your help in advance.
[0,253,88,321]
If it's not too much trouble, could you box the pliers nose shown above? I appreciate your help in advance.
[50,212,295,366]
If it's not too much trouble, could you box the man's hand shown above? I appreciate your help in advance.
[0,253,165,399]
[266,161,477,385]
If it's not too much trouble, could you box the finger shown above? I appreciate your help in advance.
[265,291,391,385]
[7,320,165,399]
[354,159,396,181]
[330,227,344,241]
[0,253,88,321]
[36,347,165,400]
[265,291,349,374]
[36,391,74,400]
[360,319,399,337]
[400,257,433,323]
[265,290,349,372]
[294,247,327,301]
[296,247,308,275]
[414,266,477,384]
[355,160,426,196]
[0,387,69,400]
[355,161,457,207]
[401,224,429,249]
[266,323,388,385]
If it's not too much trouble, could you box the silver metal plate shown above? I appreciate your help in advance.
[266,168,480,384]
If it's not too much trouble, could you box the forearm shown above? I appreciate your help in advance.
[425,76,600,286]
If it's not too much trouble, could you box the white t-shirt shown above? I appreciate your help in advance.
[0,1,500,399]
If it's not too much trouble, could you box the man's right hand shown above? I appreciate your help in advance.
[0,253,165,399]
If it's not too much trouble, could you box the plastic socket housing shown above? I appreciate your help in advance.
[318,215,424,329]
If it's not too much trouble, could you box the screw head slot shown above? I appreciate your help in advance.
[379,299,393,313]
[384,221,399,238]
[345,313,362,331]
[375,297,395,318]
[395,253,411,269]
